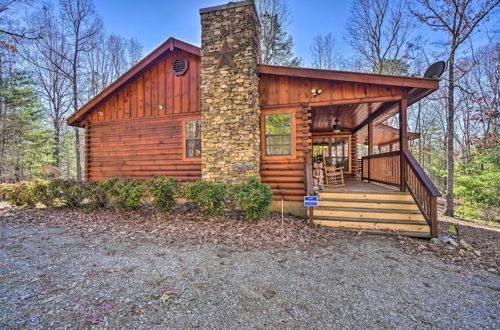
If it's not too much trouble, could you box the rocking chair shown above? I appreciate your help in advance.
[323,157,345,187]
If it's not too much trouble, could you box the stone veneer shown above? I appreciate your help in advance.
[199,0,261,184]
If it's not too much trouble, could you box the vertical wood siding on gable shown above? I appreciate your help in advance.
[87,49,201,122]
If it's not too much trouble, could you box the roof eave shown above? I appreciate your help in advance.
[258,64,440,90]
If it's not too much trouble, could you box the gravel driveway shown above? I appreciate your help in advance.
[1,222,499,329]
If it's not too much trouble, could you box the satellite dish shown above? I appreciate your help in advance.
[42,164,63,179]
[423,61,446,78]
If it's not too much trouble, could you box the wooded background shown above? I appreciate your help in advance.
[0,0,498,222]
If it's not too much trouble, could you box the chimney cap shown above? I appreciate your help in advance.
[200,0,255,15]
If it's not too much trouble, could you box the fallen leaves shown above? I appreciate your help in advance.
[0,206,351,250]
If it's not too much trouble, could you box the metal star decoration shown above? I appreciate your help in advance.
[213,41,235,69]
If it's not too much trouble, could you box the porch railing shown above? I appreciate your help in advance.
[401,150,440,237]
[362,150,441,237]
[361,151,400,186]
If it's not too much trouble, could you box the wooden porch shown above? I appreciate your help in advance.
[323,177,397,193]
[304,98,441,238]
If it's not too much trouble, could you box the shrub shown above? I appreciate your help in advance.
[50,179,86,207]
[234,177,273,220]
[183,180,229,217]
[145,176,178,211]
[31,178,60,207]
[107,179,144,211]
[3,181,37,207]
[83,180,111,209]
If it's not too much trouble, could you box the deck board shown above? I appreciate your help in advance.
[323,178,398,193]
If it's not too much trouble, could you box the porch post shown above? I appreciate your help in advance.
[367,121,373,182]
[399,97,408,191]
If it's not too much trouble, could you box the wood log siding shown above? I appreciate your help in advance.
[85,115,201,181]
[258,75,408,108]
[260,107,312,201]
[87,49,200,123]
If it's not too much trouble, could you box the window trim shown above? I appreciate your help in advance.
[261,109,296,160]
[182,116,202,161]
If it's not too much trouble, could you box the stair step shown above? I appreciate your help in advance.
[319,192,414,201]
[313,218,430,233]
[314,207,425,221]
[318,199,418,210]
[316,206,422,214]
[313,216,427,225]
[321,227,431,238]
[320,198,416,204]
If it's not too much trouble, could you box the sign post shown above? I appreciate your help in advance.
[304,196,318,226]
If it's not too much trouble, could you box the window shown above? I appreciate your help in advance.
[185,120,201,158]
[312,137,350,172]
[264,113,292,156]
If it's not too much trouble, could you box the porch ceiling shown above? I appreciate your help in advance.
[311,102,384,132]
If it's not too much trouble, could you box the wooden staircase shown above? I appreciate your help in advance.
[312,191,431,237]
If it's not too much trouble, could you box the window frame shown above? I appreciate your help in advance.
[182,117,202,160]
[261,109,296,160]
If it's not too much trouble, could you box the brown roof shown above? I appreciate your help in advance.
[67,37,200,126]
[356,123,420,146]
[258,64,439,90]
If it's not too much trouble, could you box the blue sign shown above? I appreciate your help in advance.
[304,196,318,207]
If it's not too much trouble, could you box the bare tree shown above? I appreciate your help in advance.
[0,0,41,51]
[21,3,73,167]
[310,33,341,69]
[412,0,499,216]
[345,0,414,74]
[255,0,301,66]
[125,37,143,65]
[85,32,143,98]
[58,0,102,181]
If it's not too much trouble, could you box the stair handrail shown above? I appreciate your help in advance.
[402,150,440,237]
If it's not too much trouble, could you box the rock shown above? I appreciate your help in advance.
[439,235,451,244]
[431,238,442,245]
[448,238,459,248]
[459,239,473,251]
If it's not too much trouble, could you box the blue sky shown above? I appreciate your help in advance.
[94,0,354,66]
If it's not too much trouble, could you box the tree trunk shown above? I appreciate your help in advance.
[53,120,61,168]
[444,51,455,217]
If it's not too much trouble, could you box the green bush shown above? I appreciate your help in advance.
[234,177,273,220]
[107,179,144,211]
[183,180,229,217]
[50,179,86,207]
[145,176,178,211]
[32,178,64,207]
[3,181,37,207]
[83,180,111,209]
[455,150,500,223]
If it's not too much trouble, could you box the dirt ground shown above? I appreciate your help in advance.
[0,206,499,328]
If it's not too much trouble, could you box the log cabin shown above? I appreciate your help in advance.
[67,0,441,237]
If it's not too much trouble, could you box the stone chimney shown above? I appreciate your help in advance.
[199,0,261,184]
